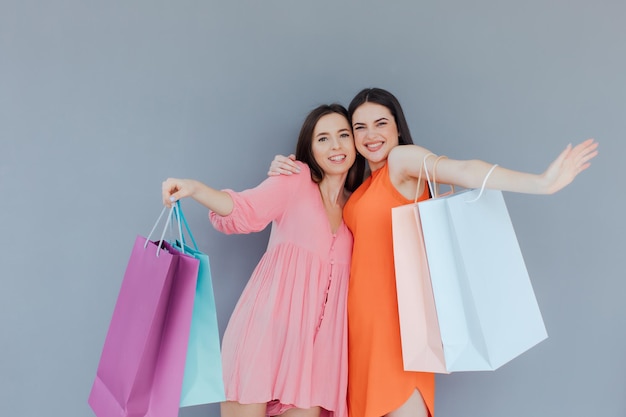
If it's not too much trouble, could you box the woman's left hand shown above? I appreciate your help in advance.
[268,154,300,176]
[541,138,599,194]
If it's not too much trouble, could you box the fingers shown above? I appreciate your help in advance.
[577,137,597,148]
[572,138,598,156]
[166,191,182,207]
[268,154,301,176]
[543,139,598,193]
[267,166,299,176]
[577,149,598,171]
[162,179,175,208]
[161,178,185,207]
[277,154,300,171]
[572,138,599,172]
[558,138,599,166]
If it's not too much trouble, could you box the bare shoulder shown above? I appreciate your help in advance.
[388,144,435,180]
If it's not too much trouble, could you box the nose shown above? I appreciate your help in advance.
[330,136,341,149]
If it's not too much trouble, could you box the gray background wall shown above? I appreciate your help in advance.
[1,1,624,416]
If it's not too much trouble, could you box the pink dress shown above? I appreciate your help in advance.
[209,162,351,417]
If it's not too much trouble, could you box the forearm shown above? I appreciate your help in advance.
[392,146,551,195]
[449,160,550,194]
[189,180,235,216]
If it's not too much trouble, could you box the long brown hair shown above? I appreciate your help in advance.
[295,104,365,192]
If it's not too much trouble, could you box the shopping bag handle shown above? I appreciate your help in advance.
[432,155,455,198]
[172,203,199,251]
[413,153,435,202]
[143,205,182,256]
[464,163,498,203]
[421,154,498,203]
[420,154,455,200]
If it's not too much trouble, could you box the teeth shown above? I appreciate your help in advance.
[329,155,345,161]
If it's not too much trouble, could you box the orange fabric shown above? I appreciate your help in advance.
[343,164,435,417]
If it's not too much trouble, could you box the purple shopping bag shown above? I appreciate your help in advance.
[88,234,200,417]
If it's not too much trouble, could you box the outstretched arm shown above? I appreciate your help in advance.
[390,138,599,195]
[162,178,234,216]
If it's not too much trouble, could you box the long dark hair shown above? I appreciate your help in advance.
[348,88,415,146]
[295,104,365,192]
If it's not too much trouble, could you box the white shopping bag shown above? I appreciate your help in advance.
[417,188,548,372]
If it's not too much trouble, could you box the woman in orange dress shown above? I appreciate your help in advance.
[342,161,434,417]
[271,88,598,417]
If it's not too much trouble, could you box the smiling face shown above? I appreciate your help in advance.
[311,113,356,178]
[351,102,400,171]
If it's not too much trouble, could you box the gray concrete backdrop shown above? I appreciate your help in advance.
[1,1,624,416]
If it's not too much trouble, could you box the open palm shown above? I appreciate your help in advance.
[541,138,598,194]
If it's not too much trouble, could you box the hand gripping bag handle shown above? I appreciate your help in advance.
[144,203,185,256]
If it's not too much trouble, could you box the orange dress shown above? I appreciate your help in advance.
[343,163,435,417]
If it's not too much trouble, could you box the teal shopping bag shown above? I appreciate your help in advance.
[172,204,226,407]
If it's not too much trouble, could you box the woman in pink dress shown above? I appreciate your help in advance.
[162,104,363,417]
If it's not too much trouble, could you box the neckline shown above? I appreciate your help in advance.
[370,162,388,178]
[316,184,346,236]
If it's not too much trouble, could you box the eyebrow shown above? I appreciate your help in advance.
[316,128,351,137]
[353,117,389,126]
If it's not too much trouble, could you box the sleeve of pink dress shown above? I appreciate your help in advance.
[208,162,303,234]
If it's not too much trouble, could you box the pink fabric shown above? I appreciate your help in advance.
[209,162,350,417]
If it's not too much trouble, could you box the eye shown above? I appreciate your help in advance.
[340,133,351,139]
[317,136,328,142]
[377,121,387,127]
[353,125,364,130]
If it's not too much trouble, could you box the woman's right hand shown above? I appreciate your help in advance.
[268,154,300,176]
[162,178,199,208]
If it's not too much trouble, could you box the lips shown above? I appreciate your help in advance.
[364,141,384,152]
[329,154,347,162]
